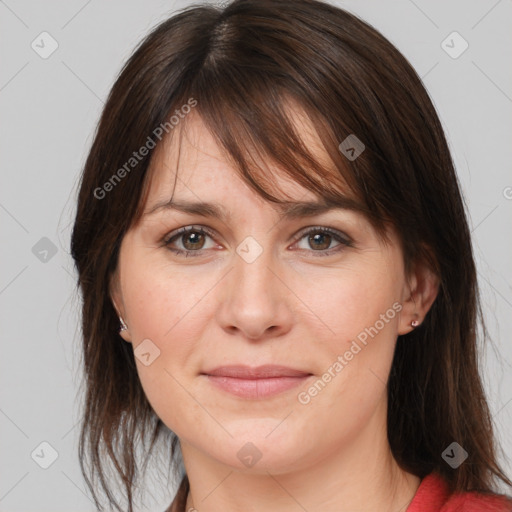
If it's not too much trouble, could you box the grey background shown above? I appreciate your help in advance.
[1,0,511,510]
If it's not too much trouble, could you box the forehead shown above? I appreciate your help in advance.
[144,106,345,206]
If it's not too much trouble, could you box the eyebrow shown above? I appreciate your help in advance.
[144,196,367,222]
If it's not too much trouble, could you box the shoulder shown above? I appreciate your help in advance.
[407,472,512,512]
[440,491,512,512]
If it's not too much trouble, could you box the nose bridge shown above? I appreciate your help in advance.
[216,234,293,339]
[232,235,275,304]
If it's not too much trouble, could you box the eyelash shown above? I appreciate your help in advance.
[162,225,353,258]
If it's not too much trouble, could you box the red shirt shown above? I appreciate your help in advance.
[167,472,512,511]
[407,473,512,511]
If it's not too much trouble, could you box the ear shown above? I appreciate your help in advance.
[398,257,440,336]
[109,271,132,343]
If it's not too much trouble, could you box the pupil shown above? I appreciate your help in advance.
[310,233,331,250]
[183,232,204,250]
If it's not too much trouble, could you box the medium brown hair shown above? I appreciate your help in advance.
[70,0,511,510]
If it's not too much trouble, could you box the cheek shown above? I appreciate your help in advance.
[119,253,222,426]
[291,262,401,412]
[123,255,213,344]
[291,258,402,345]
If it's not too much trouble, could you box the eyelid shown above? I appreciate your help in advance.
[163,225,352,246]
[163,224,217,244]
[162,224,353,258]
[292,225,353,247]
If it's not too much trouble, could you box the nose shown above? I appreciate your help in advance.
[215,245,294,341]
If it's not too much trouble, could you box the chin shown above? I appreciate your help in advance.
[211,423,313,475]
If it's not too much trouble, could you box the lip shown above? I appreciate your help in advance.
[203,365,311,379]
[202,365,313,399]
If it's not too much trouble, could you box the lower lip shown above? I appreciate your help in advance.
[205,375,312,399]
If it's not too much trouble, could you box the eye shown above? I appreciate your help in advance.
[163,225,218,256]
[163,225,353,258]
[292,226,353,255]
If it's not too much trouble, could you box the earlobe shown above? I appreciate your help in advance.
[398,259,440,336]
[115,307,132,343]
[110,276,132,343]
[118,315,132,343]
[119,316,128,331]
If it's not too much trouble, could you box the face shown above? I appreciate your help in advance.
[111,110,428,475]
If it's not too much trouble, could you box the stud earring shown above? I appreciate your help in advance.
[411,319,420,328]
[119,317,128,332]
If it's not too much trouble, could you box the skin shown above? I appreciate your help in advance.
[111,109,439,512]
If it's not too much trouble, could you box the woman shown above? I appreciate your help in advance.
[70,0,512,511]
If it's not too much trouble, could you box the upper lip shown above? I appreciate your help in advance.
[202,365,311,379]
